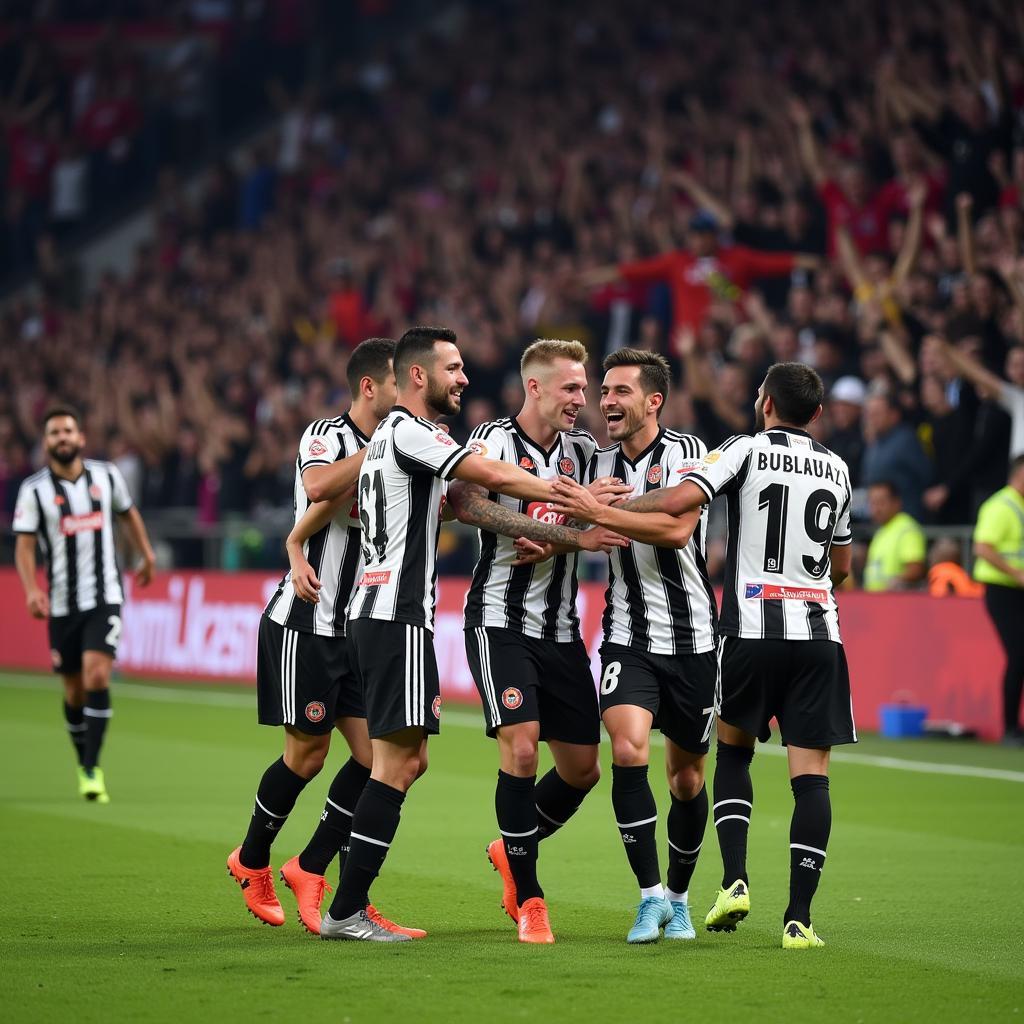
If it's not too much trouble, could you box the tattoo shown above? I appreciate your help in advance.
[617,489,675,513]
[451,484,581,547]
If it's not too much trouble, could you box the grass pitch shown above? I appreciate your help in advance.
[1,671,1022,1023]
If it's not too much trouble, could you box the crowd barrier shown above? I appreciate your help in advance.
[0,569,1005,740]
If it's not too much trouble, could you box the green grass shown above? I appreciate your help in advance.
[1,671,1022,1023]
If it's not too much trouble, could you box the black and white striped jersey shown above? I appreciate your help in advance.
[589,429,718,655]
[685,427,853,642]
[348,406,472,630]
[13,460,134,617]
[463,417,598,642]
[265,413,371,636]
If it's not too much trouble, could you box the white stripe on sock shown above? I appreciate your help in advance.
[254,795,288,819]
[325,797,353,817]
[714,814,750,825]
[790,843,828,858]
[616,815,657,828]
[712,799,752,811]
[350,831,390,848]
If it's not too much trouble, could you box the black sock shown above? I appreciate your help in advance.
[666,784,708,896]
[238,757,309,869]
[64,701,86,766]
[328,779,405,920]
[611,763,660,890]
[784,774,831,926]
[299,757,371,877]
[535,768,592,841]
[82,690,112,771]
[713,742,754,887]
[495,770,542,903]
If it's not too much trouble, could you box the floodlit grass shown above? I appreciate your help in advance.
[1,672,1022,1023]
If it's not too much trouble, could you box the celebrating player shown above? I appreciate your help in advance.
[552,362,854,950]
[447,339,631,944]
[13,405,156,803]
[226,339,423,936]
[518,349,717,943]
[318,326,621,942]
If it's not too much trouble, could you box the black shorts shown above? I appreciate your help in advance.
[718,636,857,748]
[599,643,719,754]
[348,618,441,739]
[256,615,365,735]
[465,626,600,745]
[48,604,122,675]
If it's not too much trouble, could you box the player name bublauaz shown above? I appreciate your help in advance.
[754,450,848,488]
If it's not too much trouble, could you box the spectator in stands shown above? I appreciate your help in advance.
[823,376,867,486]
[973,455,1024,745]
[863,480,927,592]
[862,392,932,521]
[927,537,982,598]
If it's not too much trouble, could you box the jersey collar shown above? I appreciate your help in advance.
[510,416,562,462]
[618,426,665,469]
[765,425,812,439]
[342,411,371,443]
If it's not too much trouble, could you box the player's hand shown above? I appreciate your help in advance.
[26,589,49,619]
[577,526,629,554]
[586,477,633,506]
[512,538,553,566]
[291,560,322,604]
[135,554,156,588]
[550,476,603,524]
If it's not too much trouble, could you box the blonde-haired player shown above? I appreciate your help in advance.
[449,338,631,943]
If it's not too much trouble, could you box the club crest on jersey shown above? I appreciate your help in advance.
[501,687,523,710]
[89,484,102,500]
[470,440,488,456]
[305,701,326,723]
[435,431,456,447]
[519,456,535,470]
[432,696,442,719]
[307,438,328,458]
[54,495,66,506]
[647,465,663,484]
[558,457,575,475]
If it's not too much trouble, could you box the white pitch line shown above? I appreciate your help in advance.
[3,675,1024,784]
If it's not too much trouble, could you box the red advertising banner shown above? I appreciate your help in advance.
[0,569,1006,739]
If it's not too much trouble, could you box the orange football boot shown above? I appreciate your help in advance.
[486,839,519,923]
[279,856,332,934]
[226,847,285,926]
[517,897,554,944]
[366,904,427,939]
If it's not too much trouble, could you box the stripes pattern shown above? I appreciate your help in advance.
[473,626,502,730]
[616,814,658,828]
[593,429,717,656]
[279,627,298,724]
[404,624,427,727]
[713,798,752,826]
[463,418,598,642]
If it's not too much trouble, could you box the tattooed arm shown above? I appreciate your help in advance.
[447,481,627,553]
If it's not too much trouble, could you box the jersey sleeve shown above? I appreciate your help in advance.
[466,422,507,463]
[298,421,344,473]
[393,418,472,479]
[832,493,853,545]
[12,479,39,534]
[973,498,1009,546]
[685,435,753,500]
[108,463,134,513]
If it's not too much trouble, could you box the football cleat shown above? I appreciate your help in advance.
[782,920,825,949]
[280,856,331,934]
[320,908,411,942]
[486,839,519,924]
[81,766,109,804]
[517,896,554,944]
[626,895,673,944]
[226,847,285,926]
[366,904,427,939]
[705,879,750,932]
[664,899,696,940]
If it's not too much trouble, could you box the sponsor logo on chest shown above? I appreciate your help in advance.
[60,511,103,536]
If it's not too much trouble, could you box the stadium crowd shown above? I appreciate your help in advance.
[2,0,1024,583]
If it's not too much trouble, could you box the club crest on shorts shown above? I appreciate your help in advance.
[307,438,328,458]
[558,457,575,475]
[647,464,663,484]
[501,687,523,710]
[304,701,326,723]
[432,696,442,719]
[519,456,535,470]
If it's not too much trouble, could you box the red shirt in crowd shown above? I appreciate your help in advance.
[618,245,796,331]
[78,95,141,153]
[818,179,890,256]
[6,123,56,199]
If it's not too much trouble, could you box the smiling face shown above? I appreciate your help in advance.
[526,358,588,433]
[44,414,84,466]
[601,365,660,442]
[424,340,469,418]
